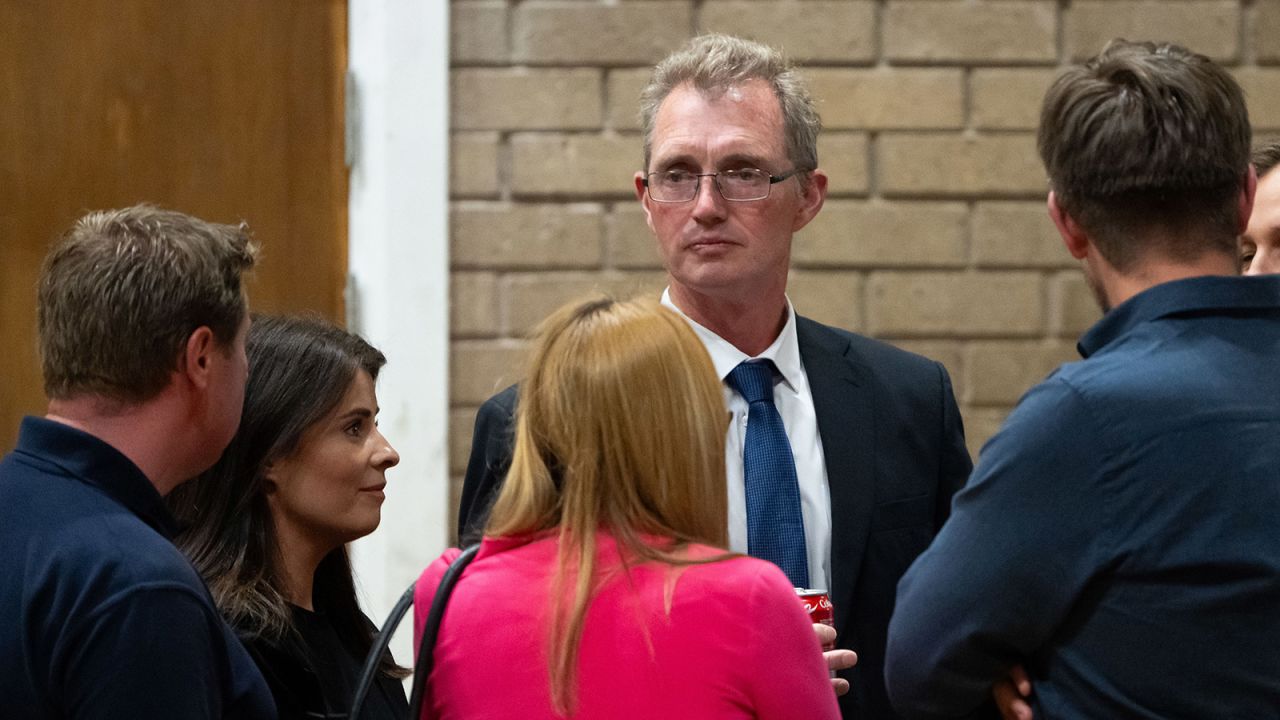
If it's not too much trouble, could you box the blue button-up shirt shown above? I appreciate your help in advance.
[0,417,276,719]
[885,275,1280,718]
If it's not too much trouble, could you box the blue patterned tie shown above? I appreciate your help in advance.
[726,360,809,588]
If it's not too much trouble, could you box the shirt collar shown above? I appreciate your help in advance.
[660,288,802,392]
[14,416,181,538]
[1077,275,1280,358]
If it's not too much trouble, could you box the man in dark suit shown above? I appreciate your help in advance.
[459,34,972,718]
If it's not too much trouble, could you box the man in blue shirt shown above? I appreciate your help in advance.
[0,206,276,718]
[885,40,1280,718]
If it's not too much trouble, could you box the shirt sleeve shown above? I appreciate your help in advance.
[56,584,256,720]
[885,378,1112,719]
[745,562,842,720]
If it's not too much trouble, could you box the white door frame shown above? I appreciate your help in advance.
[346,0,450,656]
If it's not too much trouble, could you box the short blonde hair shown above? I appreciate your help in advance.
[486,296,729,715]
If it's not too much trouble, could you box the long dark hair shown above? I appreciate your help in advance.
[168,313,405,678]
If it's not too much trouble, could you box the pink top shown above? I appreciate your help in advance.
[412,532,838,720]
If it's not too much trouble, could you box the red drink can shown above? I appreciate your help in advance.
[796,588,835,650]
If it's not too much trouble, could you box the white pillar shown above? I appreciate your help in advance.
[346,0,449,662]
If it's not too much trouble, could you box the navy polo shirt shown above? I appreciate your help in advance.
[0,417,276,719]
[886,275,1280,718]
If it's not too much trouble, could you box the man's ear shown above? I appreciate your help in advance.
[261,461,281,494]
[1237,165,1258,235]
[635,171,656,234]
[1048,191,1089,260]
[792,169,828,233]
[180,326,217,390]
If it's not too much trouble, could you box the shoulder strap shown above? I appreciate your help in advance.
[350,582,415,719]
[348,543,480,720]
[407,543,482,719]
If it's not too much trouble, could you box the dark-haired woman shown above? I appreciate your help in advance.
[169,314,407,719]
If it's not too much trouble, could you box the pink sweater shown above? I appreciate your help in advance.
[413,532,839,720]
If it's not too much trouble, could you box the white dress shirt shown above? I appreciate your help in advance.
[662,289,833,591]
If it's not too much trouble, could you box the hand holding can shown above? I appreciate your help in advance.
[796,588,835,651]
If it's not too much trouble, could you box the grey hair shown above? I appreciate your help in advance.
[639,33,822,175]
[1254,141,1280,179]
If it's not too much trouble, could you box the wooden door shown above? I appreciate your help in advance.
[0,1,348,451]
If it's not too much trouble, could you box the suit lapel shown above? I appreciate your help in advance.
[796,316,876,636]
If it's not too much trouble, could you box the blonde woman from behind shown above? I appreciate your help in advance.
[413,297,838,720]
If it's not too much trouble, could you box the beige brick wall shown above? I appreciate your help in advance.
[446,0,1274,532]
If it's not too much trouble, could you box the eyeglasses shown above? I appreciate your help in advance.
[643,168,807,203]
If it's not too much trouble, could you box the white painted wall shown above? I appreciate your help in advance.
[346,0,450,664]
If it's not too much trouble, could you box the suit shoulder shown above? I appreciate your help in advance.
[478,383,519,416]
[796,315,943,379]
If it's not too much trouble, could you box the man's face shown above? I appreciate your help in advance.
[634,79,826,304]
[1242,169,1280,276]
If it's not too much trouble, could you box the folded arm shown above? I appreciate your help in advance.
[884,381,1109,718]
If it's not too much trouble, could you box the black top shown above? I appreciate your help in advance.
[0,417,276,719]
[246,605,407,720]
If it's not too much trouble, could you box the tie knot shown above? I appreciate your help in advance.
[727,360,776,404]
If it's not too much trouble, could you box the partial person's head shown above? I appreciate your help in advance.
[38,204,256,452]
[170,315,398,645]
[1242,142,1280,275]
[486,297,731,715]
[1038,40,1252,286]
[634,34,827,305]
[488,297,727,547]
[639,33,821,178]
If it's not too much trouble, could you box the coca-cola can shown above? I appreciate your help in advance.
[796,588,835,650]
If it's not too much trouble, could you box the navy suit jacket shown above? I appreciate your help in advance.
[457,315,973,719]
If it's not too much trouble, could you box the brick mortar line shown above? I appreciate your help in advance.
[1242,0,1256,65]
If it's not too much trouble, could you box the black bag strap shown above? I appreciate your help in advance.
[348,543,480,720]
[407,543,481,719]
[350,583,416,719]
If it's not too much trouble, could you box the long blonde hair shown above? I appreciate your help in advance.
[485,297,730,715]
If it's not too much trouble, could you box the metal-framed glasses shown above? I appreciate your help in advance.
[643,167,807,203]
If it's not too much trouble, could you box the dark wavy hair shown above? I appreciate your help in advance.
[1038,40,1251,270]
[168,313,405,678]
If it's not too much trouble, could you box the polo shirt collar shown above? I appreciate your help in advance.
[1078,274,1280,358]
[660,288,802,392]
[14,416,181,538]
